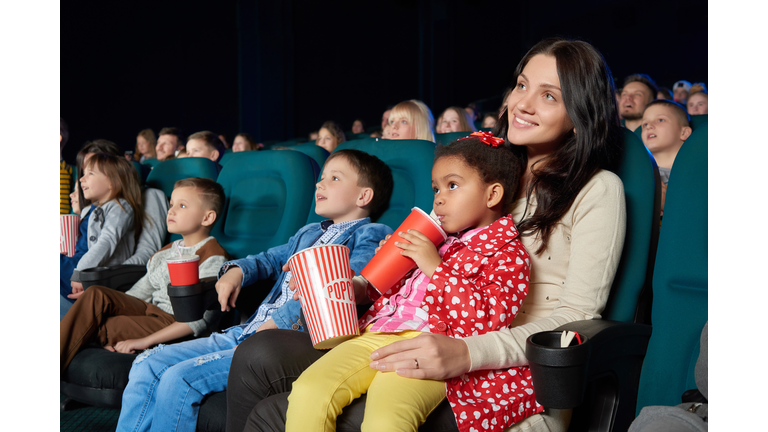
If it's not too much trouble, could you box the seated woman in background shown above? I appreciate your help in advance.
[133,129,157,163]
[438,106,477,133]
[232,133,260,152]
[481,111,498,129]
[686,83,708,115]
[388,99,435,142]
[315,120,346,153]
[351,119,365,134]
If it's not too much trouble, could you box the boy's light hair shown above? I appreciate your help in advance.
[173,178,226,219]
[187,131,225,153]
[644,99,691,127]
[388,100,435,142]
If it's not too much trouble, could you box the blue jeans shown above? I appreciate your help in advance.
[116,326,243,432]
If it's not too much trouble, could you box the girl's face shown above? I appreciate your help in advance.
[431,156,498,234]
[316,128,338,152]
[352,120,364,134]
[505,54,574,157]
[136,136,150,154]
[687,93,708,115]
[232,135,250,152]
[389,116,415,140]
[80,163,113,204]
[441,109,463,132]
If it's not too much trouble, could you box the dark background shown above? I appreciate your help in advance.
[61,0,707,163]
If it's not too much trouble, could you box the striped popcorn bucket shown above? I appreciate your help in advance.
[60,214,80,257]
[288,244,359,349]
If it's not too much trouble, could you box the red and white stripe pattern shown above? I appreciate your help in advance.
[60,214,80,257]
[288,244,359,348]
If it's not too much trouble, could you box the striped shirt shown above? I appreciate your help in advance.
[60,159,73,214]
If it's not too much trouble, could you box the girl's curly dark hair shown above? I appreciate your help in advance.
[434,137,522,214]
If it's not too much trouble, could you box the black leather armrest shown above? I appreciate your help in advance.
[79,265,148,292]
[168,277,219,322]
[544,320,652,432]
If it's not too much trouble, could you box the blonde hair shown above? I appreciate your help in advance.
[135,128,157,160]
[440,106,477,133]
[388,99,435,142]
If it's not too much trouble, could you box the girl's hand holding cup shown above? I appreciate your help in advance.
[394,229,441,278]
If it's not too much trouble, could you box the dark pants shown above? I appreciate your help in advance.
[226,329,459,432]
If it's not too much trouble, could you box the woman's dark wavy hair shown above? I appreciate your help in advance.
[492,37,622,253]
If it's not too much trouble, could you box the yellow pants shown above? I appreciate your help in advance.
[285,329,446,432]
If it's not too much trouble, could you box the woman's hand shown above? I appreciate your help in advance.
[394,230,441,278]
[216,267,243,312]
[369,333,471,380]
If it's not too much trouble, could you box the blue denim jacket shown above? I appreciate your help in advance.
[218,217,392,332]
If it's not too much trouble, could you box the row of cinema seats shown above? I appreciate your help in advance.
[61,121,708,432]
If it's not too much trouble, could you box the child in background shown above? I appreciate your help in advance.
[308,130,319,141]
[61,154,146,318]
[116,149,394,432]
[481,111,498,129]
[315,121,346,153]
[687,84,708,115]
[186,131,225,163]
[388,99,435,142]
[175,149,188,158]
[435,114,446,134]
[351,119,365,134]
[232,133,259,152]
[641,100,692,215]
[61,178,230,373]
[439,106,477,133]
[381,123,392,139]
[60,118,73,214]
[286,133,538,432]
[133,129,157,163]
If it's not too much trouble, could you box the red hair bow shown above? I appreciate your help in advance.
[458,131,505,147]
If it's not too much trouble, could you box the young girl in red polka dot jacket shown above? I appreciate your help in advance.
[286,132,540,432]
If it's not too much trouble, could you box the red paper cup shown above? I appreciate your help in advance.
[60,214,81,257]
[167,255,200,286]
[360,207,446,295]
[288,244,358,349]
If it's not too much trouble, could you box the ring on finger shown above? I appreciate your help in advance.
[414,358,419,369]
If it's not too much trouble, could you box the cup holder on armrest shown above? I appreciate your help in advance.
[79,265,148,292]
[525,331,592,409]
[167,276,219,323]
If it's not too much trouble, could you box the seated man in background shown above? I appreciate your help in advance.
[640,100,692,215]
[155,127,185,161]
[620,73,658,132]
[672,80,692,105]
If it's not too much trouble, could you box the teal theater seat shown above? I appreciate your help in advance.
[289,141,330,169]
[211,150,317,259]
[145,158,220,198]
[435,131,474,146]
[690,114,707,131]
[218,151,238,167]
[306,139,437,232]
[635,124,708,413]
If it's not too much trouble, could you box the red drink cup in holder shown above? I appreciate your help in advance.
[288,244,358,349]
[360,207,447,295]
[167,255,200,286]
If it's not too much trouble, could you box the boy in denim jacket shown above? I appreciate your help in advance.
[117,149,394,432]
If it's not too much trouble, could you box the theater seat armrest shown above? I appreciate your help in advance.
[79,265,148,292]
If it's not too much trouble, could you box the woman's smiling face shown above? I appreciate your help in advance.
[504,54,574,157]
